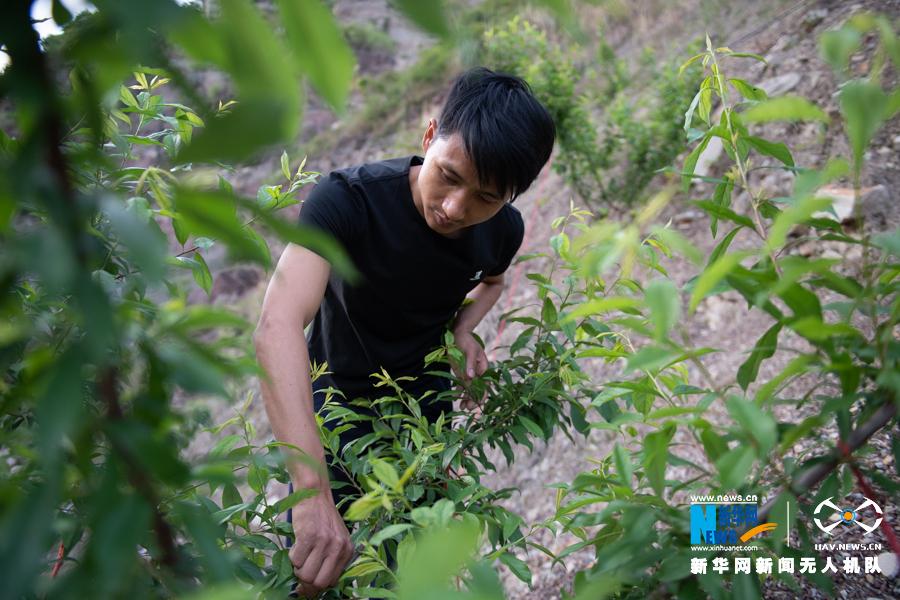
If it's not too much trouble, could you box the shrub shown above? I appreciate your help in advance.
[482,17,699,210]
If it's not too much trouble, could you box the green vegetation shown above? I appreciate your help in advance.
[2,1,899,599]
[343,22,397,55]
[483,16,699,209]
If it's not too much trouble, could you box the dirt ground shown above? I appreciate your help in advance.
[183,1,900,597]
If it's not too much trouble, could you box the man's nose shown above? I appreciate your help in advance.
[442,191,467,222]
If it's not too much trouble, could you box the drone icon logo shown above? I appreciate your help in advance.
[813,496,883,535]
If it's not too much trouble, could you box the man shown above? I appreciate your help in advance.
[253,67,555,597]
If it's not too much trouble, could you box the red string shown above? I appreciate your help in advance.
[837,439,900,560]
[51,541,64,577]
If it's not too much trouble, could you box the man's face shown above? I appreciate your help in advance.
[411,120,509,238]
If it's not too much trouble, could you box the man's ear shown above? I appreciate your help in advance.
[422,118,437,153]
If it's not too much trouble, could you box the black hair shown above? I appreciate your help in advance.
[436,67,555,203]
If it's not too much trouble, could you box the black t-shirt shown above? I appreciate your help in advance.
[298,154,524,406]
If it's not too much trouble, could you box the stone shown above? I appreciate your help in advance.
[877,551,899,577]
[673,209,704,226]
[802,8,829,31]
[813,186,856,222]
[694,136,724,178]
[811,184,889,223]
[758,72,801,97]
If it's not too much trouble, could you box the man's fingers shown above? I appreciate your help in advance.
[475,350,488,376]
[314,549,343,590]
[297,545,326,586]
[465,350,476,379]
[290,540,313,573]
[295,580,319,599]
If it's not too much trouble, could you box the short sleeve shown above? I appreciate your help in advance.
[487,207,525,276]
[297,172,366,254]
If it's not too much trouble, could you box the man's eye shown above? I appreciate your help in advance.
[440,171,453,183]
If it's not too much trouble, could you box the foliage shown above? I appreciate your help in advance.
[549,19,900,598]
[482,17,698,209]
[342,23,397,55]
[0,0,363,597]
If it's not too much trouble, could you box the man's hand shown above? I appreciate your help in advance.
[290,492,354,598]
[452,328,488,411]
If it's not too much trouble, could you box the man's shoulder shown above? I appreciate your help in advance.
[330,155,416,187]
[494,203,524,233]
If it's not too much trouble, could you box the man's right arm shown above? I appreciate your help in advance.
[253,242,353,597]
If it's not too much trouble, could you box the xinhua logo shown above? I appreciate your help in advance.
[690,499,778,545]
[813,496,883,535]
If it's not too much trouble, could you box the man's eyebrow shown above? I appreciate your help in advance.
[441,162,501,199]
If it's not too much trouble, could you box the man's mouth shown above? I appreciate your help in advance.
[433,210,457,228]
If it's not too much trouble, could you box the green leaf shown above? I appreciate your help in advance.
[890,89,900,119]
[725,51,767,63]
[789,316,860,341]
[643,425,675,497]
[276,0,356,111]
[715,445,755,489]
[518,415,544,438]
[698,79,713,124]
[737,323,781,391]
[343,560,386,579]
[191,252,213,295]
[839,80,888,169]
[35,349,84,460]
[612,443,632,488]
[176,0,300,163]
[707,177,734,237]
[754,355,815,404]
[371,458,400,490]
[684,88,702,132]
[272,487,320,514]
[819,28,861,72]
[645,279,680,340]
[51,0,72,25]
[280,150,291,181]
[692,199,755,230]
[682,134,711,191]
[541,296,558,325]
[708,226,742,266]
[741,96,830,123]
[766,195,833,251]
[679,53,706,76]
[176,100,298,164]
[873,228,900,257]
[689,252,748,312]
[370,523,414,547]
[174,187,268,265]
[397,520,480,599]
[729,78,768,101]
[626,346,679,373]
[390,0,450,38]
[700,429,728,462]
[103,197,168,282]
[499,551,531,585]
[346,494,382,521]
[726,395,777,454]
[156,341,229,398]
[744,136,794,166]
